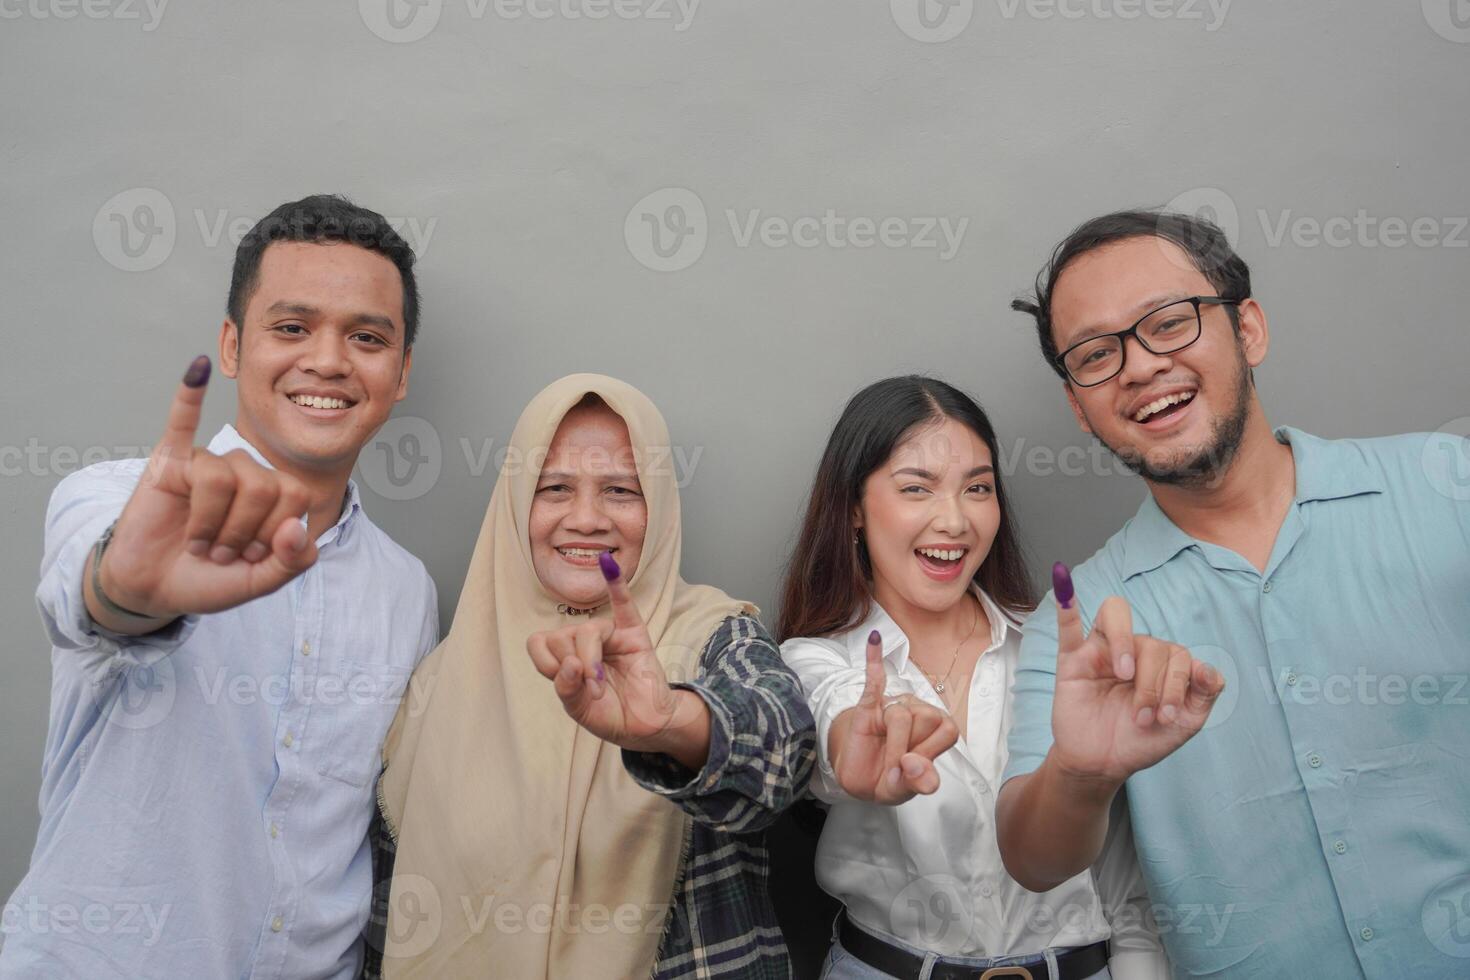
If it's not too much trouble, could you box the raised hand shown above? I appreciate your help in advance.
[90,356,318,625]
[1049,562,1224,785]
[525,551,708,763]
[830,629,960,805]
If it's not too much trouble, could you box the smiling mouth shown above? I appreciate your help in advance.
[1132,389,1196,426]
[915,546,968,579]
[556,546,612,567]
[288,393,356,411]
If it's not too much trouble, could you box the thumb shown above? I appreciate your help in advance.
[1184,659,1226,719]
[1053,561,1086,655]
[157,356,211,464]
[252,516,318,592]
[858,629,886,710]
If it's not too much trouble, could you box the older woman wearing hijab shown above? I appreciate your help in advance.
[364,375,817,980]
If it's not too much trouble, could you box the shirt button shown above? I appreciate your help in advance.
[979,883,994,898]
[1285,672,1298,686]
[271,916,284,933]
[1360,927,1374,942]
[1307,753,1322,768]
[283,732,295,749]
[978,686,991,696]
[301,640,311,656]
[270,823,280,839]
[1262,581,1273,593]
[1333,839,1347,854]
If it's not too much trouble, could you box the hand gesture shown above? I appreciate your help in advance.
[95,356,318,622]
[1049,562,1224,785]
[526,551,693,753]
[831,630,960,805]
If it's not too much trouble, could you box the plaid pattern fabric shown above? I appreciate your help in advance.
[362,613,816,979]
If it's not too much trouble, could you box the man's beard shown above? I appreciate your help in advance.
[1097,351,1252,489]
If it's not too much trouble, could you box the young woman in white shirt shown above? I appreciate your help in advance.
[777,376,1167,980]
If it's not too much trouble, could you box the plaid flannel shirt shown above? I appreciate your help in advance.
[362,613,817,979]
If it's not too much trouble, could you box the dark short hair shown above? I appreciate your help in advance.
[227,194,421,350]
[1012,209,1251,380]
[776,375,1036,642]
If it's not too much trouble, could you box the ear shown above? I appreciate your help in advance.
[395,346,414,402]
[850,504,863,531]
[1064,381,1092,435]
[1235,298,1269,368]
[219,320,240,378]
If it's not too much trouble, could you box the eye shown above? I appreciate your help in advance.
[274,323,307,336]
[900,485,930,495]
[968,482,995,496]
[536,483,572,495]
[351,331,387,346]
[606,485,643,498]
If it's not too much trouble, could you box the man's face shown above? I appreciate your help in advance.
[1049,235,1264,486]
[220,240,412,475]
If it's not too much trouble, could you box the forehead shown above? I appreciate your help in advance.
[1050,236,1214,346]
[544,404,636,469]
[888,416,992,471]
[248,241,404,319]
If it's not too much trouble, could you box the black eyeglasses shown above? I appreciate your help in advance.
[1054,296,1242,388]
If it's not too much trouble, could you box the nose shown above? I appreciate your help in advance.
[930,487,967,537]
[565,488,613,534]
[299,329,353,379]
[1116,333,1173,387]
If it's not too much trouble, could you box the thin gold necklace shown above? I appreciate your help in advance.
[916,595,978,695]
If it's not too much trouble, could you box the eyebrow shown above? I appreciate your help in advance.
[892,465,995,480]
[538,470,641,482]
[1060,293,1189,349]
[264,301,398,335]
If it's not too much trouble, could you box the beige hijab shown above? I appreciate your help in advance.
[378,374,754,979]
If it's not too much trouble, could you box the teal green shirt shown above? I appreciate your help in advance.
[1005,427,1470,978]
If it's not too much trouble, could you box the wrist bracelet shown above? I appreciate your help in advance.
[90,521,158,621]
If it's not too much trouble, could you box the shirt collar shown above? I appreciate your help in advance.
[204,423,364,542]
[1120,425,1386,580]
[848,584,1014,671]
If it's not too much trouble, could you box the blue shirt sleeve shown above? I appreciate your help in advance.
[34,460,198,681]
[1002,590,1064,785]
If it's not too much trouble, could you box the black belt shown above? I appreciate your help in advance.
[837,914,1110,980]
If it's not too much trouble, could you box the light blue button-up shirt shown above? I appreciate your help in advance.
[1005,427,1470,978]
[2,425,438,980]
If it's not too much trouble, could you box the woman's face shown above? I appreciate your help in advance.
[529,402,648,608]
[856,416,1000,616]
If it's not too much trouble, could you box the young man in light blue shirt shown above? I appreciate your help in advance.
[1,195,439,979]
[997,210,1470,978]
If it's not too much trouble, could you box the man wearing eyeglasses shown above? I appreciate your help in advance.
[995,210,1470,977]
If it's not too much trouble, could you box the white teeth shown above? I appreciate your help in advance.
[290,394,351,410]
[917,547,966,561]
[559,548,603,558]
[1134,390,1195,423]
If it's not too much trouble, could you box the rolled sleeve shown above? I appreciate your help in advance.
[623,615,816,834]
[35,461,198,681]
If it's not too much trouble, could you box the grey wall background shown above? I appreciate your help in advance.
[2,0,1467,901]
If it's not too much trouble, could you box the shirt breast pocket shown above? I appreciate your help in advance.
[312,659,413,788]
